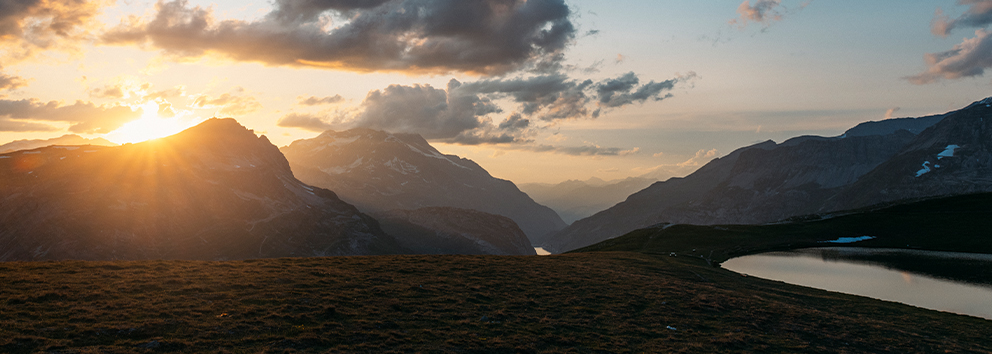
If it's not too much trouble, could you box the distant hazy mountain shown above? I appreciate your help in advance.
[376,207,536,255]
[545,98,992,253]
[0,134,116,154]
[281,128,566,245]
[0,118,403,261]
[519,177,657,224]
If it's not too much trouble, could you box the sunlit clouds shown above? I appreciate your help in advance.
[277,71,698,149]
[104,101,202,144]
[913,1,992,83]
[0,0,111,62]
[729,0,808,30]
[0,0,988,183]
[100,0,576,75]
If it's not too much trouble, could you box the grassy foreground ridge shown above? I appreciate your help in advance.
[2,253,990,353]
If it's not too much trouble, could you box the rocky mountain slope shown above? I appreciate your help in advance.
[376,207,536,255]
[0,134,116,154]
[545,98,992,253]
[0,119,403,261]
[281,129,566,245]
[519,177,656,224]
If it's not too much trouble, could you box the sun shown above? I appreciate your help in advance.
[104,102,200,144]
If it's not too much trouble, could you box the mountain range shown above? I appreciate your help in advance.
[375,207,536,256]
[0,119,403,261]
[0,134,116,154]
[280,128,566,245]
[545,98,992,253]
[519,177,657,224]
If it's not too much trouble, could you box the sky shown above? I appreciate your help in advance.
[1,0,990,184]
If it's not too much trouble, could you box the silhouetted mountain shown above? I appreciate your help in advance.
[375,207,536,255]
[0,134,116,154]
[0,118,403,261]
[281,128,566,245]
[545,98,988,253]
[519,177,656,224]
[576,192,992,285]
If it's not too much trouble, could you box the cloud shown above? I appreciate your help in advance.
[652,152,664,158]
[0,98,142,133]
[884,107,901,119]
[0,118,59,132]
[298,95,343,106]
[913,1,992,84]
[276,112,334,132]
[101,0,576,75]
[633,148,720,180]
[0,0,110,61]
[729,0,808,30]
[908,28,992,84]
[595,72,680,109]
[0,70,28,91]
[314,72,693,145]
[931,1,992,37]
[677,148,719,168]
[88,84,127,99]
[190,88,262,116]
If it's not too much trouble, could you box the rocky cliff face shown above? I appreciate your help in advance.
[375,207,536,256]
[280,129,566,245]
[0,118,403,261]
[545,98,988,253]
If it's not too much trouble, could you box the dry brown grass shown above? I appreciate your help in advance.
[0,253,989,353]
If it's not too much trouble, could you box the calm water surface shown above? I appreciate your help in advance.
[722,247,992,320]
[534,247,551,255]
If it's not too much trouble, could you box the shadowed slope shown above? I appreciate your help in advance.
[0,118,403,261]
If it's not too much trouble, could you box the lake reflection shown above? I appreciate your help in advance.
[722,247,992,320]
[534,247,551,256]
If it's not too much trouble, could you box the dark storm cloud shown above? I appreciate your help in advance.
[298,95,343,106]
[276,112,334,132]
[932,0,992,37]
[0,0,108,60]
[0,98,141,133]
[101,0,576,75]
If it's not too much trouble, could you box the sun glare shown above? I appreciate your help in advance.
[105,102,201,144]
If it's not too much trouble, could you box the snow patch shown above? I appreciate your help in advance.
[22,151,41,154]
[820,236,876,244]
[384,157,420,175]
[320,157,364,175]
[937,144,959,159]
[915,161,931,177]
[0,156,10,159]
[404,142,471,170]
